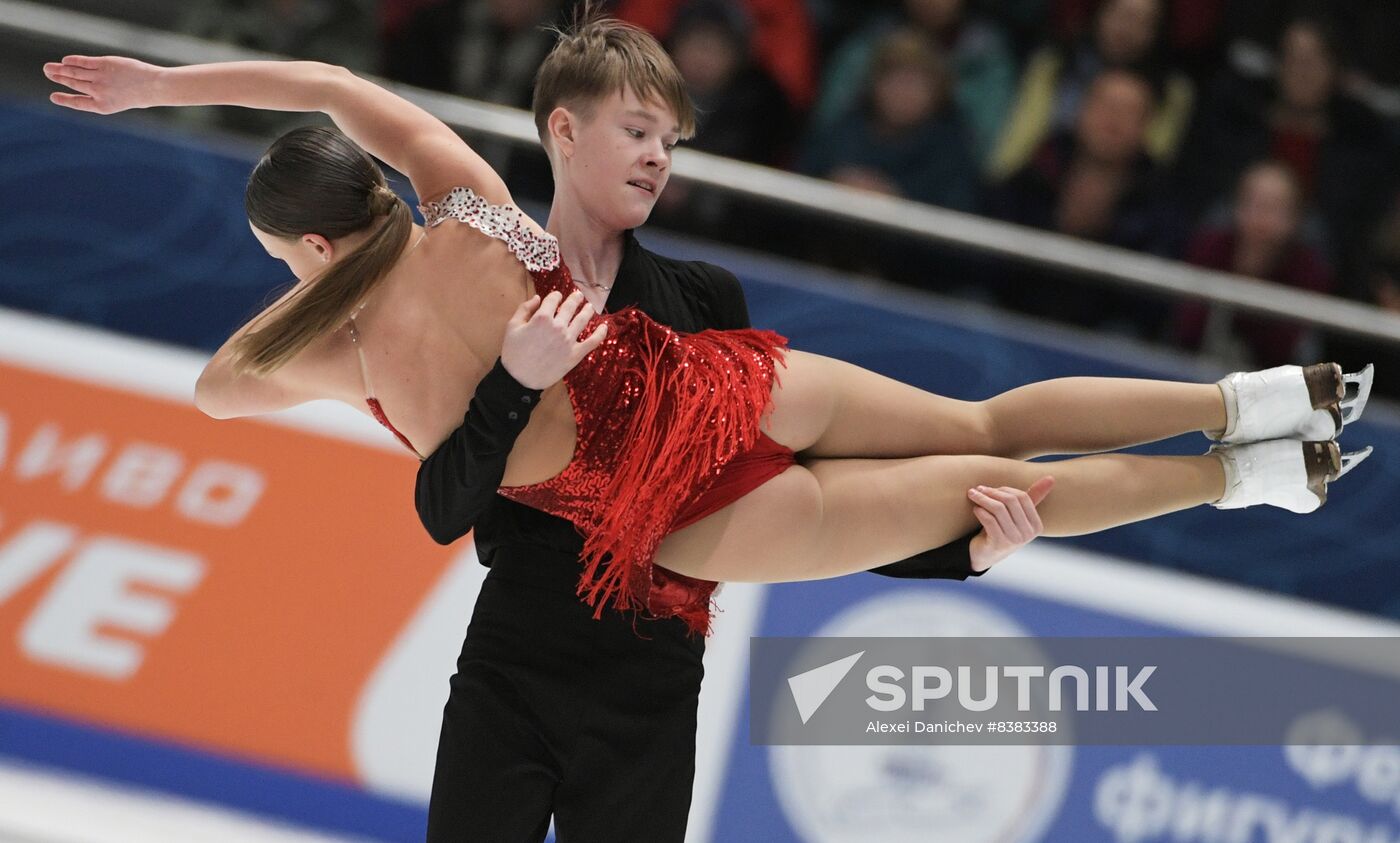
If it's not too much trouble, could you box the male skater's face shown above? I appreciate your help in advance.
[568,88,680,230]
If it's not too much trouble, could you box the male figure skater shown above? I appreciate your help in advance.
[414,16,1051,842]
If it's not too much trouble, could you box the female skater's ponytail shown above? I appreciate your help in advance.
[235,126,413,376]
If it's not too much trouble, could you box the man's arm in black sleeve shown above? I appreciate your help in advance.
[869,537,986,581]
[698,265,983,580]
[415,359,543,544]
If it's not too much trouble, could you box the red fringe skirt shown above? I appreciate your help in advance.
[498,300,793,637]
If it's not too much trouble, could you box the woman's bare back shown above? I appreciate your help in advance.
[270,217,578,477]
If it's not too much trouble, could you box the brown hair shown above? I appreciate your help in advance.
[236,126,412,376]
[532,6,696,147]
[867,28,952,106]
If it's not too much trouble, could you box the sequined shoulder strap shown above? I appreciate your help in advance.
[418,186,560,273]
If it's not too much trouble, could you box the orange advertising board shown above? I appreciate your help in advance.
[0,358,455,783]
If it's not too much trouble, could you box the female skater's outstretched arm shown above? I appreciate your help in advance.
[43,56,508,204]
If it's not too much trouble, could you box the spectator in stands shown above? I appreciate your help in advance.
[1049,0,1225,79]
[379,0,565,202]
[1348,203,1400,401]
[1370,208,1400,316]
[1175,161,1333,367]
[176,0,376,135]
[613,0,817,116]
[647,3,795,243]
[1217,0,1400,96]
[797,28,979,212]
[379,0,443,44]
[810,0,1017,166]
[380,0,562,107]
[984,68,1174,336]
[988,0,1194,180]
[987,68,1167,248]
[1175,17,1395,294]
[664,2,792,164]
[180,0,375,72]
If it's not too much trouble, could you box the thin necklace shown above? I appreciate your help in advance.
[567,247,616,292]
[576,276,613,292]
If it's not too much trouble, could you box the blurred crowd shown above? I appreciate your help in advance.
[169,0,1400,383]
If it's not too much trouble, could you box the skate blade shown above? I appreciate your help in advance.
[1334,445,1374,480]
[1340,364,1374,426]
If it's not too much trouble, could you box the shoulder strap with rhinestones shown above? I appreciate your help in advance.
[418,186,560,273]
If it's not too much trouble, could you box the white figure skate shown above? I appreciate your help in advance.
[1211,363,1374,445]
[1211,438,1373,514]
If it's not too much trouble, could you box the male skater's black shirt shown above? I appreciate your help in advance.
[416,231,981,579]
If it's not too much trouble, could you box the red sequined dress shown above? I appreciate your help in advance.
[400,187,795,635]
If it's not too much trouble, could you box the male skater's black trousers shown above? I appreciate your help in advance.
[425,546,704,842]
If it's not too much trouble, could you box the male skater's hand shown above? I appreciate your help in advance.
[44,56,162,114]
[502,290,609,389]
[966,476,1055,572]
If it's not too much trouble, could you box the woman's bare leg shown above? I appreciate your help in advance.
[763,350,1227,460]
[654,451,1225,584]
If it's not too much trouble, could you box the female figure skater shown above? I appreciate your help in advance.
[43,53,1373,638]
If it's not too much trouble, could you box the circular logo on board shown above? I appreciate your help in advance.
[768,591,1073,843]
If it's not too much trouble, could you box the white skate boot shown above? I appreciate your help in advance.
[1211,439,1373,514]
[1210,363,1374,445]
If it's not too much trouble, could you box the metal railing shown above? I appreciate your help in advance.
[8,0,1400,346]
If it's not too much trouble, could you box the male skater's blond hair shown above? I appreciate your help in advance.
[532,8,697,148]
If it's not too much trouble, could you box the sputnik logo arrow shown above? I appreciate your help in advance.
[787,651,864,724]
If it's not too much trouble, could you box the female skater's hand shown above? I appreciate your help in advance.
[967,476,1055,573]
[43,55,162,114]
[501,290,609,390]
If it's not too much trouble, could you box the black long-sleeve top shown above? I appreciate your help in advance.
[416,231,982,580]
